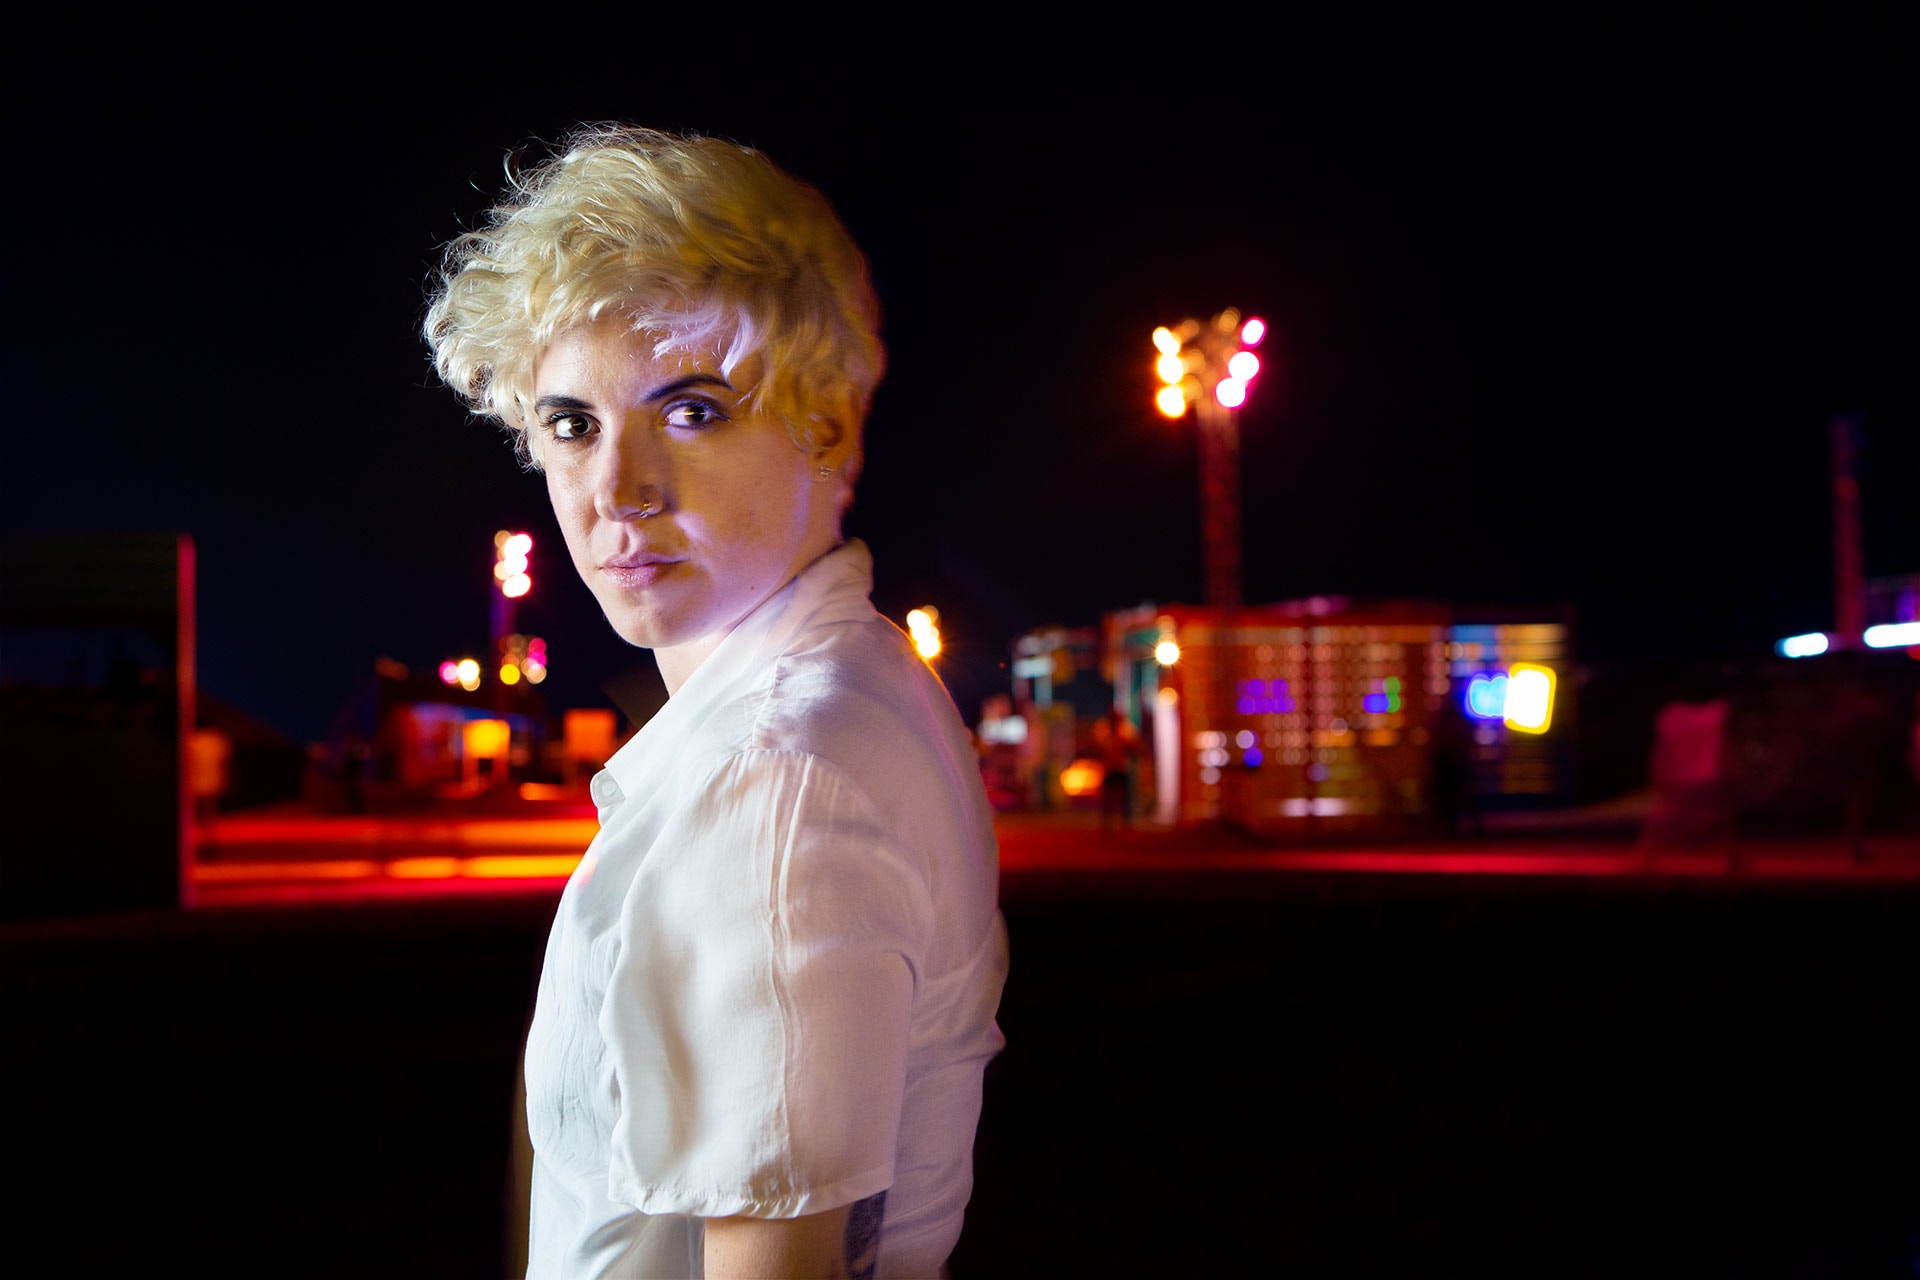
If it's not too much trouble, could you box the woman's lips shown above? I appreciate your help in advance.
[599,556,681,588]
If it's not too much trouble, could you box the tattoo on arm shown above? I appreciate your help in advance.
[842,1190,887,1280]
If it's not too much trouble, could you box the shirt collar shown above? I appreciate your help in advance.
[595,539,876,804]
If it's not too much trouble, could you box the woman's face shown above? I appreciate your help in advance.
[531,316,845,691]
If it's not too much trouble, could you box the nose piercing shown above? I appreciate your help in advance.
[634,485,664,519]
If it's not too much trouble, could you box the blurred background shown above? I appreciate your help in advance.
[4,13,1919,1277]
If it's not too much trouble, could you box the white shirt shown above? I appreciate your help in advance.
[524,541,1008,1279]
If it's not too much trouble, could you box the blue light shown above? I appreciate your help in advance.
[1363,693,1391,714]
[1466,673,1508,719]
[1775,632,1830,659]
[1864,622,1920,649]
[1244,747,1264,766]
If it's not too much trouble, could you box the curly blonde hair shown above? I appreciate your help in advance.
[425,124,884,469]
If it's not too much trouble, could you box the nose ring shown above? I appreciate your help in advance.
[634,485,664,519]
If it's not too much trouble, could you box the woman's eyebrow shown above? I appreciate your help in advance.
[533,375,733,416]
[642,373,734,401]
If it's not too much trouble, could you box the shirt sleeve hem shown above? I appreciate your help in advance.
[615,1162,895,1221]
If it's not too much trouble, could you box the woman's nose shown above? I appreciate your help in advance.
[591,436,669,522]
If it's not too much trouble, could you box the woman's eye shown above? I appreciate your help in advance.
[664,400,727,430]
[547,412,594,441]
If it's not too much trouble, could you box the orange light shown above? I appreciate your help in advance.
[1154,638,1181,665]
[1152,326,1181,355]
[464,854,581,879]
[388,857,462,879]
[1058,758,1106,798]
[1241,317,1266,346]
[503,573,531,598]
[1155,385,1187,418]
[503,533,533,557]
[456,658,481,691]
[1155,352,1185,385]
[906,607,942,660]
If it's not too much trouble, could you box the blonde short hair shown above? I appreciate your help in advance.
[425,124,884,469]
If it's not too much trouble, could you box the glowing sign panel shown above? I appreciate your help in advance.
[1466,674,1508,719]
[1504,663,1556,734]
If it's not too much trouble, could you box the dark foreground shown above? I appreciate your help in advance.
[6,833,1920,1277]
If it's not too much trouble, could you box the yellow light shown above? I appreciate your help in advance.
[1155,385,1187,418]
[1152,326,1181,355]
[1155,638,1181,665]
[465,718,511,756]
[1156,352,1185,385]
[456,658,480,683]
[1504,663,1557,733]
[525,663,547,684]
[499,663,521,686]
[1215,377,1247,408]
[1228,350,1260,380]
[503,573,531,598]
[503,533,533,557]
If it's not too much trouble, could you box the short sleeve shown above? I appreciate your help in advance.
[600,748,933,1219]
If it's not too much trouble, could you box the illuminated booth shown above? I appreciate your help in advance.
[1077,600,1574,834]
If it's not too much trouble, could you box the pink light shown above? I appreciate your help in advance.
[1228,351,1260,381]
[1215,377,1247,408]
[438,660,460,685]
[1240,317,1266,346]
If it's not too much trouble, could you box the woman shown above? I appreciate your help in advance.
[426,126,1008,1279]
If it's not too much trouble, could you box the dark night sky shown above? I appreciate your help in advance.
[4,20,1913,742]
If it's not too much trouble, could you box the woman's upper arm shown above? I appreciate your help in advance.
[704,1189,885,1280]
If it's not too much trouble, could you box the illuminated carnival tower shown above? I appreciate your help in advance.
[1153,310,1265,613]
[1151,311,1265,822]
